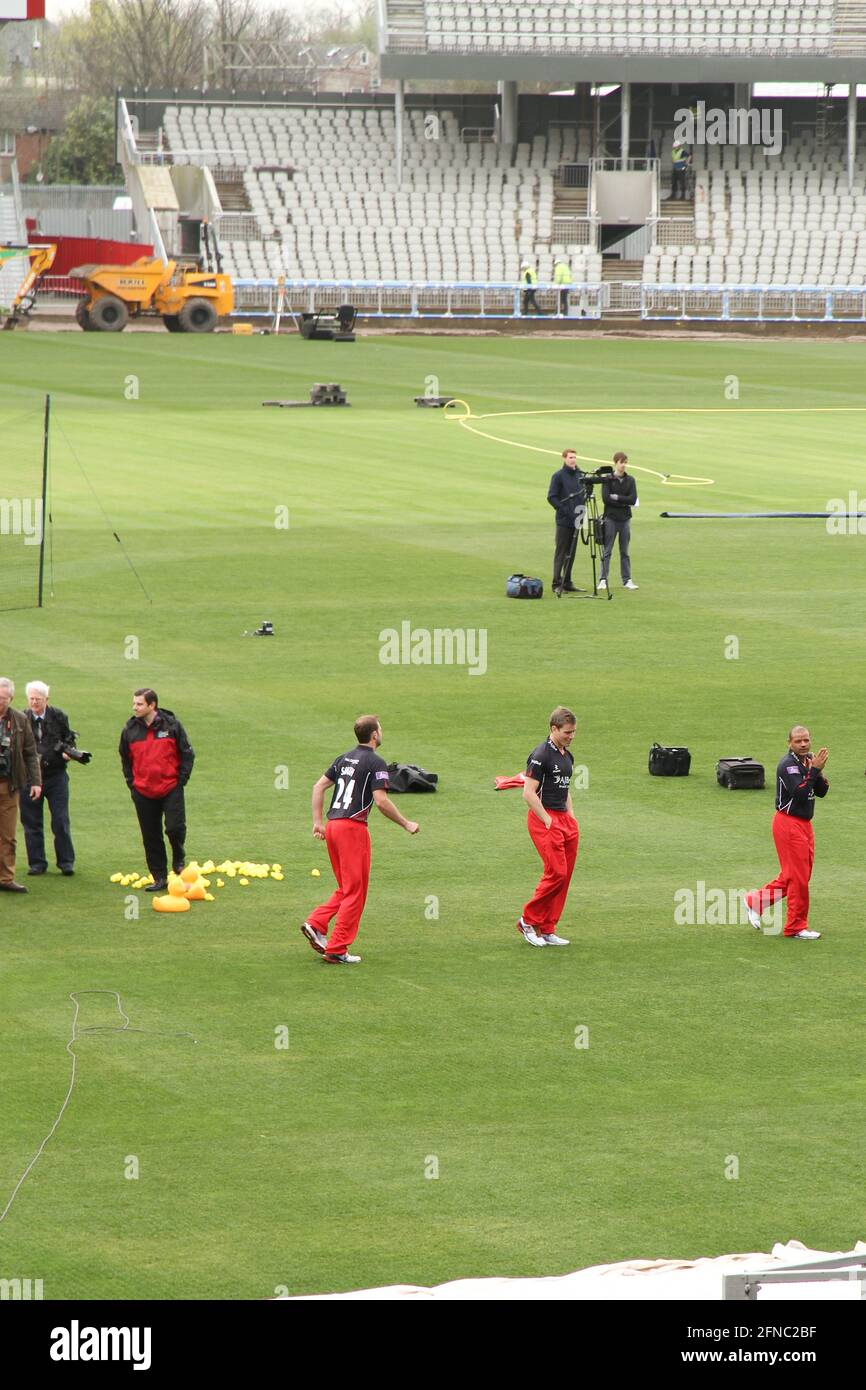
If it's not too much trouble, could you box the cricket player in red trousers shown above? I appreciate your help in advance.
[744,725,828,940]
[517,706,579,947]
[301,716,420,964]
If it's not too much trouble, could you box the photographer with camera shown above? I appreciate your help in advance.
[599,452,639,592]
[20,680,88,877]
[119,689,194,891]
[548,447,594,596]
[0,677,41,894]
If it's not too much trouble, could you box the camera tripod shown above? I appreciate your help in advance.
[558,491,613,600]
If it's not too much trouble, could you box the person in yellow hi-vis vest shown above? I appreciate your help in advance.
[671,140,691,200]
[521,261,543,315]
[553,259,572,315]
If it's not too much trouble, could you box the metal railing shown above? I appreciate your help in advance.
[642,282,866,321]
[556,163,590,189]
[217,212,264,241]
[394,29,842,57]
[231,277,604,319]
[550,215,599,246]
[590,157,660,176]
[461,127,496,144]
[650,217,698,247]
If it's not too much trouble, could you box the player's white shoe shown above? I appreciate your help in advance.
[516,919,545,947]
[301,921,327,954]
[789,929,821,940]
[624,580,639,590]
[742,895,763,931]
[543,933,570,946]
[597,578,607,590]
[323,951,362,963]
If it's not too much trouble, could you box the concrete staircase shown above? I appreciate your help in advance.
[216,180,251,213]
[602,258,643,312]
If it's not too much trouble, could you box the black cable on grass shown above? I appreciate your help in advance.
[52,414,153,603]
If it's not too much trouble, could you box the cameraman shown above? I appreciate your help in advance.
[599,452,639,591]
[20,680,82,876]
[548,447,593,596]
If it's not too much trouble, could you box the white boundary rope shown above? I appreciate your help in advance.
[0,990,197,1228]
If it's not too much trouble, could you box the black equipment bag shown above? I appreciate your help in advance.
[592,515,606,545]
[649,743,691,776]
[387,762,438,793]
[716,757,765,790]
[506,574,543,599]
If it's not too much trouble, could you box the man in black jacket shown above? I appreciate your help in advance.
[19,680,79,876]
[599,452,639,591]
[119,689,195,891]
[548,448,592,596]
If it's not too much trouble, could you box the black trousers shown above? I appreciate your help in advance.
[131,784,186,880]
[553,523,577,590]
[20,769,75,871]
[522,288,542,314]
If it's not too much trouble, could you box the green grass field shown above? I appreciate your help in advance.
[0,332,864,1299]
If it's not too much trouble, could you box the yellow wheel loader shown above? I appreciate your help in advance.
[69,257,234,333]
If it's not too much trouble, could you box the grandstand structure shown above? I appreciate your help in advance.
[110,1,866,323]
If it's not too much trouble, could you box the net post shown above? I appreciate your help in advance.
[37,392,50,609]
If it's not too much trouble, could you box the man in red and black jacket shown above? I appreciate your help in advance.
[744,725,828,940]
[119,688,195,891]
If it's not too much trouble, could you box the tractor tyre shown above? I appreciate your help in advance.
[178,297,219,333]
[75,299,94,331]
[90,295,129,332]
[163,315,182,332]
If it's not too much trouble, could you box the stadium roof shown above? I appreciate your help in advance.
[377,1,866,84]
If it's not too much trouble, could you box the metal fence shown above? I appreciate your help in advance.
[22,185,134,242]
[551,215,598,246]
[231,278,604,319]
[556,162,590,189]
[642,283,866,321]
[650,217,697,247]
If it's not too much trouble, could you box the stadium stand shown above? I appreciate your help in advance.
[161,103,602,285]
[645,135,866,286]
[387,2,838,56]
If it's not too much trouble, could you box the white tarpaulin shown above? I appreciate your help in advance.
[281,1240,865,1301]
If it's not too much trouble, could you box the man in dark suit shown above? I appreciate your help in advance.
[548,447,591,596]
[20,680,79,876]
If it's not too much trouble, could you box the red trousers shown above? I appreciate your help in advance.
[523,809,579,934]
[751,811,815,936]
[307,819,371,954]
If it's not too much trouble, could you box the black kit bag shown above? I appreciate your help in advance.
[649,743,691,776]
[387,762,438,793]
[716,757,765,790]
[506,574,543,599]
